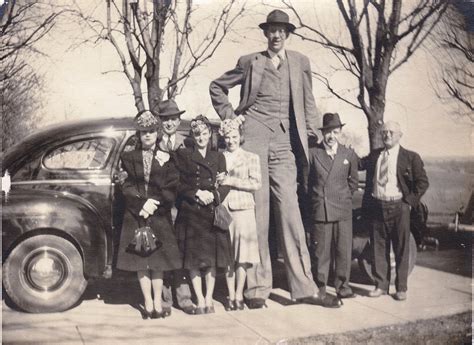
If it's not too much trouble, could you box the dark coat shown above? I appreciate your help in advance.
[174,146,232,269]
[116,149,182,272]
[360,146,429,209]
[307,143,359,222]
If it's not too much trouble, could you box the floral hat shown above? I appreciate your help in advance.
[190,115,211,134]
[218,119,240,136]
[134,110,160,131]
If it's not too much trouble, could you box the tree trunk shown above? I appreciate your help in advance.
[147,76,162,114]
[367,93,386,151]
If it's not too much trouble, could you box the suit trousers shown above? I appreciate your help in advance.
[370,199,411,292]
[311,219,352,294]
[162,207,194,309]
[242,117,317,300]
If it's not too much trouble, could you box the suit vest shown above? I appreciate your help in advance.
[246,57,291,131]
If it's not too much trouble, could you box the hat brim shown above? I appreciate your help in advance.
[135,124,160,131]
[259,22,296,32]
[158,110,185,117]
[318,123,345,131]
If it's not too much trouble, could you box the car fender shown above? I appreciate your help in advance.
[2,189,107,278]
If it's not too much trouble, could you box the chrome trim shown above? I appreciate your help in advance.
[12,178,112,186]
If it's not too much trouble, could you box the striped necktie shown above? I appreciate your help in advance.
[378,150,389,186]
[167,137,173,152]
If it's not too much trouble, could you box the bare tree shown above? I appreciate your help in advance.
[283,0,449,150]
[1,0,64,150]
[71,0,245,114]
[430,2,473,121]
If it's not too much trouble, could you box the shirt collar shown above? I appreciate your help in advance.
[384,143,400,156]
[267,49,286,61]
[323,141,338,155]
[162,133,175,143]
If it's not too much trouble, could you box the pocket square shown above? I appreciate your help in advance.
[343,159,349,165]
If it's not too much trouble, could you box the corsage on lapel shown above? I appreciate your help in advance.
[155,150,170,166]
[343,158,349,165]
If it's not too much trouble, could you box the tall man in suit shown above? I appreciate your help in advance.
[361,121,429,301]
[210,10,340,308]
[307,113,359,300]
[157,100,197,315]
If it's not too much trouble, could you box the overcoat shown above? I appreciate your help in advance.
[116,148,182,272]
[174,146,232,270]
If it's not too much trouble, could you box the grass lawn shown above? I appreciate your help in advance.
[288,312,471,345]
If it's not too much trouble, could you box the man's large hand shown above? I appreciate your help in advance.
[235,115,246,126]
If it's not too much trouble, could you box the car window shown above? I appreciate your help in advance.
[11,156,42,182]
[123,134,138,153]
[43,138,115,170]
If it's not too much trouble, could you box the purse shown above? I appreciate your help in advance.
[126,223,162,257]
[213,204,233,230]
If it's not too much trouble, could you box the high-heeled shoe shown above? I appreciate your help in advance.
[205,305,215,314]
[195,307,206,315]
[151,310,166,319]
[142,309,154,320]
[224,298,236,311]
[235,300,245,310]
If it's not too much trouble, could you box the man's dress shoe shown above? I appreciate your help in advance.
[163,306,172,317]
[394,291,407,301]
[181,305,196,315]
[296,294,342,308]
[246,298,268,309]
[337,291,356,299]
[368,288,387,298]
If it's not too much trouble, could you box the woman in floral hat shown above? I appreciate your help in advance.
[174,115,232,314]
[217,119,261,311]
[116,110,182,319]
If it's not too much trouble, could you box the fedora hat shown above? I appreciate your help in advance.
[259,9,296,32]
[157,99,185,117]
[319,113,345,131]
[134,110,161,131]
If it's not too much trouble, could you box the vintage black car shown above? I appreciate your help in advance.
[2,117,417,313]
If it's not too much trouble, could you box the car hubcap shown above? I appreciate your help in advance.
[23,247,68,292]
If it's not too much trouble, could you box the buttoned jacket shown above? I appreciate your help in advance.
[360,146,429,208]
[223,149,261,211]
[175,146,230,212]
[307,143,359,222]
[210,50,320,162]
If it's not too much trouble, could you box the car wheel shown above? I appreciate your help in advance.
[357,233,417,284]
[3,235,87,313]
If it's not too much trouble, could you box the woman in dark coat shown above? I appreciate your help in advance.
[116,110,182,319]
[175,115,232,314]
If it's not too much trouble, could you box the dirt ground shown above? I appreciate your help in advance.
[289,312,472,345]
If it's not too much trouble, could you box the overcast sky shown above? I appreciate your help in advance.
[32,0,472,158]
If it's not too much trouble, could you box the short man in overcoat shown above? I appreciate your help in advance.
[307,113,359,299]
[360,121,429,301]
[210,10,340,308]
[157,100,197,315]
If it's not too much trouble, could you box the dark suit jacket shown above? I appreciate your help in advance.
[307,143,359,222]
[209,50,320,162]
[360,146,429,208]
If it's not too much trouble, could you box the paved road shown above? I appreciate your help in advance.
[3,243,471,345]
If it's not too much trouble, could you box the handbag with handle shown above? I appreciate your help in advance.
[213,204,233,230]
[126,219,162,257]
